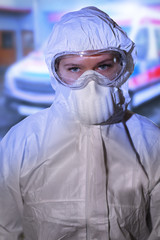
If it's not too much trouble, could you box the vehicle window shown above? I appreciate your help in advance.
[155,28,160,57]
[135,28,149,60]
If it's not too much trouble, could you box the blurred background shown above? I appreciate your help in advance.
[0,0,160,140]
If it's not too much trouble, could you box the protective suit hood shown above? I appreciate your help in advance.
[45,7,136,125]
[45,6,136,88]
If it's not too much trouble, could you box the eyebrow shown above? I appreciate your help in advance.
[96,58,113,65]
[63,58,114,67]
[63,63,83,67]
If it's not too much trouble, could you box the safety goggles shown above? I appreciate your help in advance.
[51,49,127,89]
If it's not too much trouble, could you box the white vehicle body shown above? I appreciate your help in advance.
[4,50,54,116]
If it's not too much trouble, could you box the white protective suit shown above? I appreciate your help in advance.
[0,6,160,240]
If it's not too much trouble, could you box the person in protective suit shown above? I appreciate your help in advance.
[0,6,160,240]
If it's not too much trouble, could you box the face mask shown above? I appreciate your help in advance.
[66,71,127,125]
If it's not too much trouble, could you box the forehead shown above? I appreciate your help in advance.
[58,52,120,66]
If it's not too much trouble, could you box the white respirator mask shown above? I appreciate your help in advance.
[67,70,127,125]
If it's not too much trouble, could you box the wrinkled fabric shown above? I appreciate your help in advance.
[0,6,160,240]
[0,106,160,240]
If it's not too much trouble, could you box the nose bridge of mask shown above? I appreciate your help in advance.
[77,70,116,88]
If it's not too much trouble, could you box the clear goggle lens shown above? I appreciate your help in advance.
[52,49,126,89]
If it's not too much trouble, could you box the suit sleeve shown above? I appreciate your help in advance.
[147,139,160,240]
[0,129,24,240]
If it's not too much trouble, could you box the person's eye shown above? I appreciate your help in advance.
[68,67,80,73]
[98,63,112,70]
